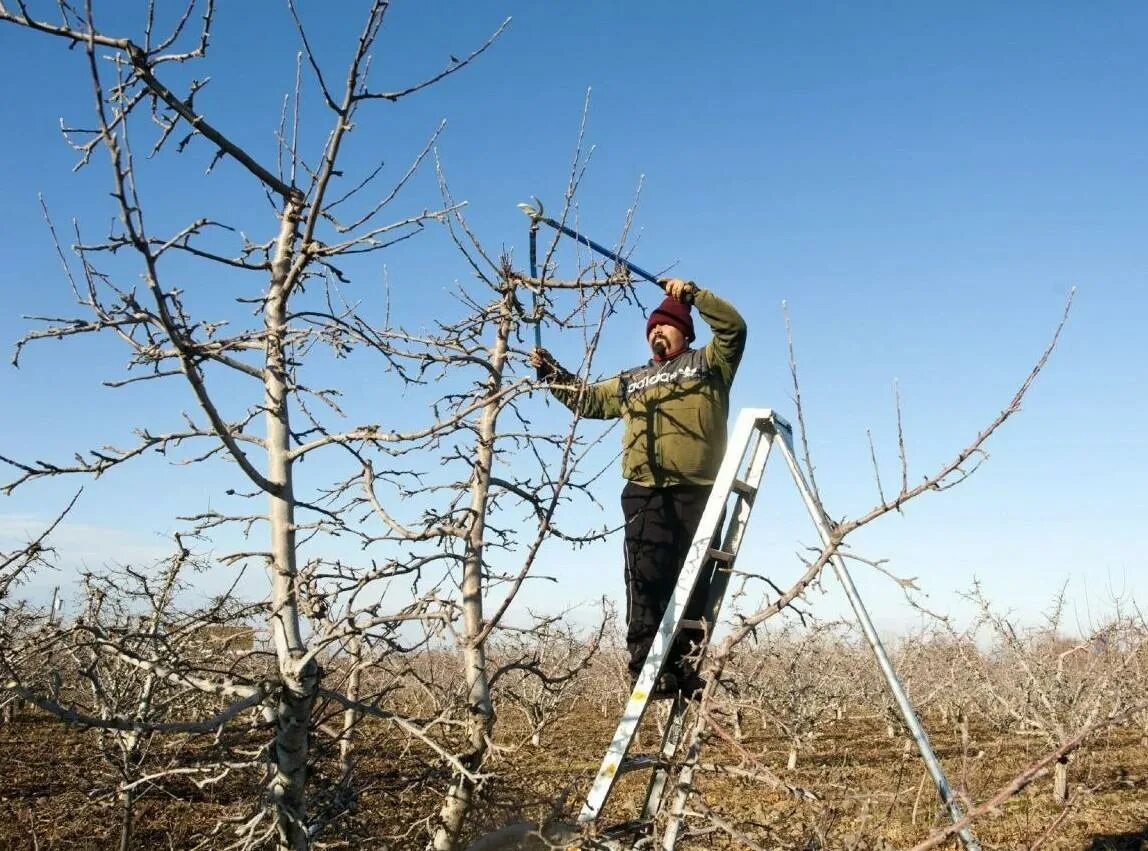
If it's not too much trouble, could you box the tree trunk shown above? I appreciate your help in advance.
[266,202,318,851]
[787,744,798,771]
[116,567,176,851]
[272,667,318,850]
[1053,757,1069,804]
[340,634,363,786]
[431,290,513,850]
[117,787,134,851]
[431,484,495,850]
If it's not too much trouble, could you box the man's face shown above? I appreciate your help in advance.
[648,322,685,358]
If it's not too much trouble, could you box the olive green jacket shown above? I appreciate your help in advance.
[546,288,747,487]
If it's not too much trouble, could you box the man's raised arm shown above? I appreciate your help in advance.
[530,348,622,420]
[692,287,747,384]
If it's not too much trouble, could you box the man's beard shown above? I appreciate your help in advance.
[651,337,668,357]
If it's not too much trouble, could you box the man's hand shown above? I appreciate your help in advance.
[660,278,698,304]
[529,347,558,379]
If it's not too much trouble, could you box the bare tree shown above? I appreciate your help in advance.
[0,493,79,724]
[961,583,1144,804]
[489,603,611,749]
[728,620,850,770]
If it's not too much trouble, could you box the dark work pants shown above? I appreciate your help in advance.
[621,481,718,681]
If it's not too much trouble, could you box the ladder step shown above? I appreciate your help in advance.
[618,753,663,774]
[731,477,757,498]
[679,618,707,632]
[601,819,652,843]
[707,547,736,564]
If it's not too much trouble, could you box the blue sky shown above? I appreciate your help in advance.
[1,1,1145,635]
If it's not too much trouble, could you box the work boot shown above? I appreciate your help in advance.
[649,671,709,701]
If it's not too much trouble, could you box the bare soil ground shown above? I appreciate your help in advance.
[1,702,1145,850]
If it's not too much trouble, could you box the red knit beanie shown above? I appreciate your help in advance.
[646,296,695,344]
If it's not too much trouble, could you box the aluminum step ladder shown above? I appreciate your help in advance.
[577,408,980,851]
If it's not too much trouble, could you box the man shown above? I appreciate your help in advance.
[530,278,747,697]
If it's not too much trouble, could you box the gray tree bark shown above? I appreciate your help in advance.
[265,201,320,851]
[431,287,514,850]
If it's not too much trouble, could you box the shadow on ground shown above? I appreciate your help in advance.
[1090,828,1148,851]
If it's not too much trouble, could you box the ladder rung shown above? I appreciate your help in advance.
[731,477,756,498]
[602,819,652,842]
[679,618,707,632]
[619,753,663,774]
[707,547,736,564]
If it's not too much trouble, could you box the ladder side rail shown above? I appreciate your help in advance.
[640,699,688,822]
[699,426,775,627]
[772,427,982,851]
[648,419,779,839]
[577,409,772,825]
[640,485,760,823]
[641,447,776,824]
[639,478,757,826]
[638,456,763,827]
[652,409,768,666]
[659,715,703,850]
[715,419,774,564]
